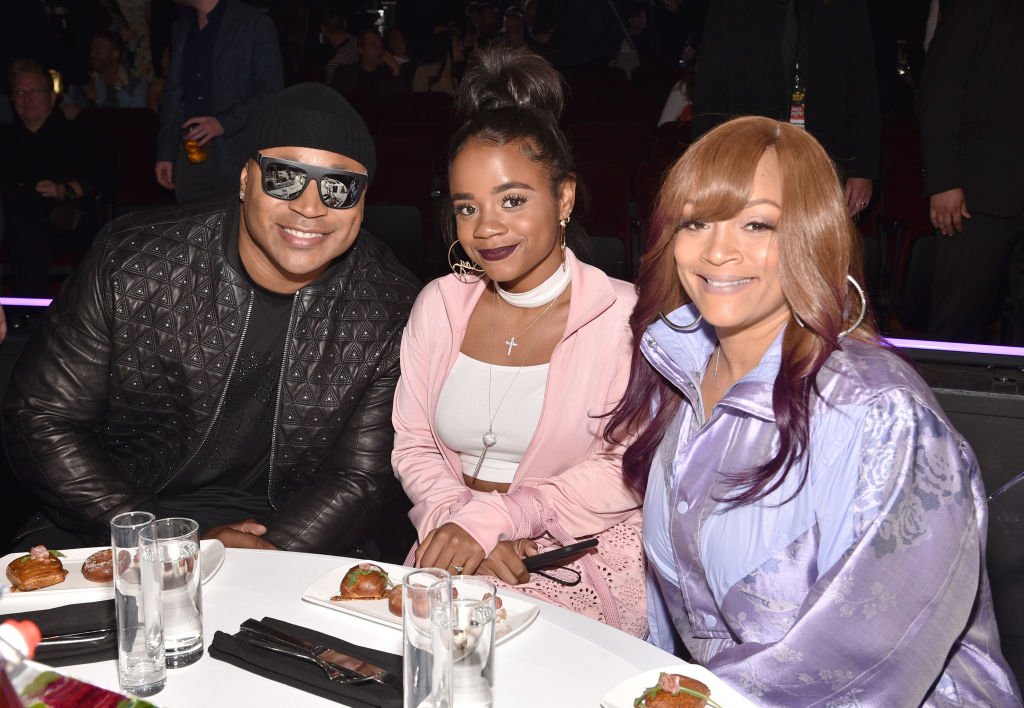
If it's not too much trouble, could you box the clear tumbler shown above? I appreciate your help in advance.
[110,511,165,697]
[403,568,452,708]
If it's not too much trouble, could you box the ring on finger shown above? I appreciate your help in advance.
[450,562,464,574]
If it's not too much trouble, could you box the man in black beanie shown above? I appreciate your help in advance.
[3,83,421,557]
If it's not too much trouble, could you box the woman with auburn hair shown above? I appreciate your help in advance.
[392,45,646,636]
[607,116,1019,704]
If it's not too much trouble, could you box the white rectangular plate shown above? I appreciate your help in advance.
[301,561,540,645]
[601,663,755,708]
[0,539,225,609]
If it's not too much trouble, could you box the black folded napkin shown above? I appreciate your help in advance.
[209,617,402,708]
[0,599,116,666]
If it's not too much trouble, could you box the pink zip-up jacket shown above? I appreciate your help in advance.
[392,250,642,556]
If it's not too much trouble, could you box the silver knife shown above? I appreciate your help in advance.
[239,619,399,688]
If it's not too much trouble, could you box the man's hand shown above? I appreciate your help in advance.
[182,116,225,147]
[35,180,63,199]
[381,51,401,76]
[476,539,538,585]
[155,161,175,190]
[203,518,280,550]
[845,177,873,217]
[930,187,971,236]
[415,522,486,575]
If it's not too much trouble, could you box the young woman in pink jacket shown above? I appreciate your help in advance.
[391,45,646,637]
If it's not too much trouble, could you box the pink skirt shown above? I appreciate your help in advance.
[488,521,648,639]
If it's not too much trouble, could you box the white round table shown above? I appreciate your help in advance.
[50,548,679,707]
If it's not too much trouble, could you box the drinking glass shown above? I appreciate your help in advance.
[403,568,452,708]
[181,124,207,164]
[140,518,203,668]
[449,576,496,708]
[110,511,165,697]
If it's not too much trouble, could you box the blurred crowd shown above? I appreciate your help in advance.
[0,0,1020,344]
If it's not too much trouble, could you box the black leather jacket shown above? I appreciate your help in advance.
[3,200,419,554]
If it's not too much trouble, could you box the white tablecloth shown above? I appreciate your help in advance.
[22,548,679,707]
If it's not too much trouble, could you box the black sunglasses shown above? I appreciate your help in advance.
[252,152,368,209]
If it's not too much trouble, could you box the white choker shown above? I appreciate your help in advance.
[496,253,572,308]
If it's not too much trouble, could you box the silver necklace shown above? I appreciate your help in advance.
[468,287,563,484]
[710,346,725,396]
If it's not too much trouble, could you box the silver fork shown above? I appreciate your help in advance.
[237,634,375,685]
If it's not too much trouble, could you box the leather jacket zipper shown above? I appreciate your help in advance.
[266,290,300,510]
[157,293,255,492]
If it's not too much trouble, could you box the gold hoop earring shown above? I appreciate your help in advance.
[791,275,867,338]
[447,241,486,283]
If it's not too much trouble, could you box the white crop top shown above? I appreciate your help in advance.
[435,353,549,484]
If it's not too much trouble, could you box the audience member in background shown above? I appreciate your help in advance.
[920,0,1024,344]
[393,46,647,637]
[464,1,501,54]
[498,8,528,47]
[155,0,283,203]
[412,29,465,96]
[333,29,409,100]
[610,115,1019,705]
[384,26,412,70]
[320,13,358,86]
[693,0,879,218]
[104,0,155,86]
[61,30,147,119]
[0,60,112,296]
[657,75,692,126]
[4,83,420,556]
[522,0,552,51]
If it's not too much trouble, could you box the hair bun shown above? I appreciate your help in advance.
[456,45,566,120]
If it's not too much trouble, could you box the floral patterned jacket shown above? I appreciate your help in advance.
[641,305,1020,706]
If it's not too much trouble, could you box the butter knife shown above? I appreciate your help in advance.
[239,619,400,689]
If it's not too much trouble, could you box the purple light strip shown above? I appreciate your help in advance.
[885,337,1024,358]
[0,297,53,307]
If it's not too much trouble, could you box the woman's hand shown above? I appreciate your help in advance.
[415,522,486,575]
[476,539,538,585]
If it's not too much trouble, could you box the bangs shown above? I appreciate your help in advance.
[656,131,775,230]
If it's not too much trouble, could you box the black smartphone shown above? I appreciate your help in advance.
[523,538,599,571]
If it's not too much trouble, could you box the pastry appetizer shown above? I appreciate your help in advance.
[634,672,712,708]
[387,584,404,616]
[81,548,114,583]
[331,563,392,601]
[5,545,68,592]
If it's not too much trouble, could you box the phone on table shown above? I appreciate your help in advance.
[522,538,599,571]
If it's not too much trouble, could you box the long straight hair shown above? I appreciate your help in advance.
[606,116,879,503]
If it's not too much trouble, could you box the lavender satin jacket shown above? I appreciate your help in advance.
[642,305,1021,706]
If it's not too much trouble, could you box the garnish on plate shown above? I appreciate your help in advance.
[633,672,719,708]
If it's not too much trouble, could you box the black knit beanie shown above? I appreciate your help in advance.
[245,83,376,182]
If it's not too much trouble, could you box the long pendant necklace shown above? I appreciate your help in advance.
[495,292,561,357]
[468,287,563,484]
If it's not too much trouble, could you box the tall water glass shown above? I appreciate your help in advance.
[403,569,452,708]
[140,518,203,668]
[110,511,165,697]
[450,576,496,708]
